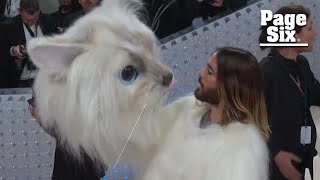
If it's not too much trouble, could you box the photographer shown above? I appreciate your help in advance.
[1,0,55,88]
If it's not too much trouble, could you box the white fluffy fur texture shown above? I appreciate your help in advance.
[26,0,270,178]
[27,0,172,171]
[143,96,269,180]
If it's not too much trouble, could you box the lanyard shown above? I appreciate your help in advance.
[24,23,38,38]
[268,55,309,125]
[289,74,304,96]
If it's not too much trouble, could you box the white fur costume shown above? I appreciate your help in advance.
[27,0,170,176]
[26,0,270,179]
[144,95,269,180]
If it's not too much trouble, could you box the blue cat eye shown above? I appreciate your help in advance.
[120,65,139,85]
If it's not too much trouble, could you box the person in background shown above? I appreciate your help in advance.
[1,0,21,21]
[62,0,100,28]
[196,0,249,20]
[259,5,320,180]
[0,0,55,88]
[141,0,249,40]
[50,0,76,33]
[142,0,198,39]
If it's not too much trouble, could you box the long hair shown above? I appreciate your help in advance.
[215,47,269,139]
[259,5,310,50]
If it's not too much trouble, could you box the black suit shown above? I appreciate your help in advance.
[0,13,55,88]
[0,0,7,21]
[260,50,320,179]
[0,22,12,88]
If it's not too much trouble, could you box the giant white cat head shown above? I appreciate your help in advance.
[27,0,172,165]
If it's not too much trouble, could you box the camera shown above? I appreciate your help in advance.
[19,45,37,71]
[19,45,27,57]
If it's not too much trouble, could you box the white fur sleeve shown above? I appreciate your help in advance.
[227,141,269,180]
[144,121,270,180]
[157,96,197,135]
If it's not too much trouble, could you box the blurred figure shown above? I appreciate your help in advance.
[63,0,100,28]
[1,0,21,21]
[142,0,198,39]
[50,0,75,32]
[142,0,249,40]
[196,0,249,20]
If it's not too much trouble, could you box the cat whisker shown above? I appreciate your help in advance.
[151,0,176,31]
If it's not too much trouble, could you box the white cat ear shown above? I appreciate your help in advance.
[27,37,85,75]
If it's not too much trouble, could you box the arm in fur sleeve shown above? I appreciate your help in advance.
[157,96,199,139]
[228,132,270,180]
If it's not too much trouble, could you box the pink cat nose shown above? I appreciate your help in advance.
[162,73,173,86]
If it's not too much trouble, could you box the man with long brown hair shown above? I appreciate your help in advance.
[144,47,270,180]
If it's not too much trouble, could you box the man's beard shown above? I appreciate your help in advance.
[194,79,219,105]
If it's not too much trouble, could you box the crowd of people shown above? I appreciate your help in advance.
[0,0,251,89]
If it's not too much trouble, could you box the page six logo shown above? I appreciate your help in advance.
[260,10,308,47]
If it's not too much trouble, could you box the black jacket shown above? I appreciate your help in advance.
[0,13,55,88]
[36,120,105,180]
[62,10,85,28]
[142,0,198,39]
[52,143,105,180]
[50,9,76,29]
[0,0,7,21]
[260,50,320,177]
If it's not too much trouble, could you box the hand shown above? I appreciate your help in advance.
[28,105,38,119]
[275,151,302,180]
[12,45,26,59]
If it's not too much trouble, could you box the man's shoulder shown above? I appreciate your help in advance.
[259,56,282,79]
[259,56,278,68]
[158,95,207,129]
[162,95,208,124]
